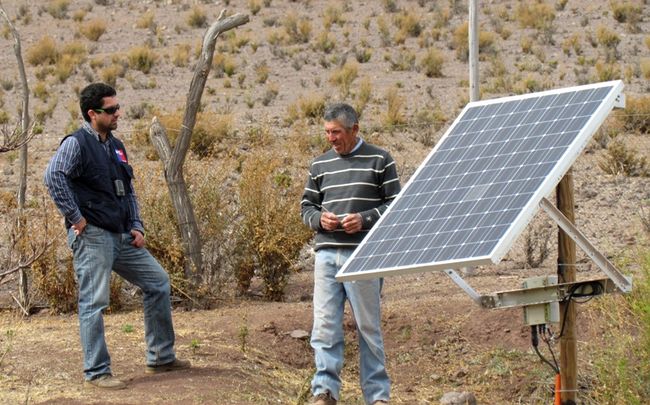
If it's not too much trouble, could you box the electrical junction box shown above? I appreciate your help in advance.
[522,275,560,326]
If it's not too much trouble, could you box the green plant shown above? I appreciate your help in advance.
[238,316,249,352]
[127,46,157,74]
[190,338,200,354]
[313,31,335,54]
[122,324,134,333]
[79,18,106,41]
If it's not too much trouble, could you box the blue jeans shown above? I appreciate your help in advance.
[311,248,390,404]
[67,224,176,380]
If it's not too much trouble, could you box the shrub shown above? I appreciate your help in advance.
[354,77,372,117]
[285,93,326,125]
[187,5,208,28]
[354,46,372,63]
[248,0,262,16]
[598,140,649,177]
[323,4,344,29]
[212,53,237,77]
[32,81,49,101]
[136,10,156,31]
[72,9,86,22]
[610,1,642,32]
[54,54,76,83]
[284,12,311,44]
[45,0,70,19]
[172,43,191,67]
[452,22,497,61]
[254,61,269,84]
[79,19,107,41]
[515,1,555,30]
[100,64,126,87]
[163,112,234,158]
[127,46,157,74]
[383,86,406,127]
[420,48,444,78]
[595,25,620,52]
[388,49,416,71]
[313,30,335,54]
[613,95,650,134]
[233,153,312,300]
[27,36,59,66]
[561,33,582,56]
[394,11,422,38]
[594,61,621,82]
[329,61,358,97]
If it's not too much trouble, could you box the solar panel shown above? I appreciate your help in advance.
[336,81,624,281]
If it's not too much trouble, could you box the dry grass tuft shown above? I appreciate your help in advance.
[383,86,406,128]
[26,36,59,66]
[187,5,208,28]
[79,19,107,41]
[127,46,158,74]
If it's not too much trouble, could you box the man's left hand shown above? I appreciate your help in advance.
[131,229,145,248]
[341,213,362,234]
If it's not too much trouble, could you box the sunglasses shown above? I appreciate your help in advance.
[93,104,121,115]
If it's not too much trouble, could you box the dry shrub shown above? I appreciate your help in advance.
[212,53,237,77]
[420,48,444,78]
[595,25,620,52]
[45,0,70,19]
[233,153,312,301]
[285,93,326,125]
[515,1,555,30]
[329,61,358,97]
[313,30,336,54]
[413,104,447,146]
[610,0,642,32]
[394,10,422,39]
[53,54,76,83]
[127,46,157,74]
[323,4,344,29]
[187,5,208,28]
[136,10,156,31]
[598,140,649,177]
[132,112,234,159]
[100,64,126,87]
[32,81,49,101]
[27,36,59,66]
[593,61,621,82]
[388,49,416,71]
[172,43,191,67]
[522,220,553,268]
[61,41,87,64]
[79,19,107,41]
[284,12,311,44]
[354,77,373,117]
[383,86,406,128]
[613,95,650,134]
[452,22,497,62]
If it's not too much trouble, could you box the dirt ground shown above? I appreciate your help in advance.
[0,0,649,404]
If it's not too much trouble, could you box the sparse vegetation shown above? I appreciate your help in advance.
[79,19,106,41]
[419,48,444,78]
[26,36,59,66]
[598,139,649,177]
[187,5,208,28]
[127,46,157,74]
[383,86,406,128]
[329,61,358,97]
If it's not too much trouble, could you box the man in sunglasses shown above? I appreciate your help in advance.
[44,83,190,389]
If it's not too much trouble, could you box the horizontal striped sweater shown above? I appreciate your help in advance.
[301,141,401,250]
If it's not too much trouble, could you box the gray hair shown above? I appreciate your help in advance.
[323,103,358,129]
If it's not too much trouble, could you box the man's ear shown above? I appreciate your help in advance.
[351,123,359,135]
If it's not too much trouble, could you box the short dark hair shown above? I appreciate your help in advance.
[323,103,358,129]
[79,83,116,122]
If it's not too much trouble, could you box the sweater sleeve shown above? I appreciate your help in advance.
[300,166,324,231]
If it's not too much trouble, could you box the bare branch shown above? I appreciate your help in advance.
[0,122,37,153]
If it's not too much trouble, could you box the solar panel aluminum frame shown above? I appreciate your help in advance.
[336,80,624,282]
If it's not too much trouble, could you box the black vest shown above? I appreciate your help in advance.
[65,128,134,233]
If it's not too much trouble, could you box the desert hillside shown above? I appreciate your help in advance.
[0,0,649,404]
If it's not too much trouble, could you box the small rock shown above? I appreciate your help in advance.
[289,329,310,340]
[440,391,477,405]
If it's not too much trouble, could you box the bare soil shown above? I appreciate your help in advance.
[0,0,648,404]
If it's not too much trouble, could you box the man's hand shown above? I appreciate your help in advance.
[71,217,87,236]
[341,213,362,234]
[131,229,145,248]
[320,211,340,231]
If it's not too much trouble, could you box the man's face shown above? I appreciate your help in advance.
[324,120,358,155]
[90,96,121,133]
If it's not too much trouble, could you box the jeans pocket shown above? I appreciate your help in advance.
[66,228,77,250]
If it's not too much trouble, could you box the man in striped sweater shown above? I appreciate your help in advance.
[301,103,401,405]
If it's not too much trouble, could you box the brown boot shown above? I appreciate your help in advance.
[312,391,337,405]
[84,374,126,390]
[145,358,191,374]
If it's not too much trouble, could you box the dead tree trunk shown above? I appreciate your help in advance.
[1,1,32,311]
[149,10,249,283]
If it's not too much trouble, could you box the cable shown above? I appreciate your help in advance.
[531,325,560,374]
[556,281,604,339]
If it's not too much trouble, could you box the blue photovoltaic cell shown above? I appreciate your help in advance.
[337,82,623,280]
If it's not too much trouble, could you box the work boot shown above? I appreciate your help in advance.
[145,358,191,374]
[84,374,127,390]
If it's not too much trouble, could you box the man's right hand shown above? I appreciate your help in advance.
[320,211,340,231]
[72,217,87,236]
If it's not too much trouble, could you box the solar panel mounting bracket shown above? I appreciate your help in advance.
[538,197,632,293]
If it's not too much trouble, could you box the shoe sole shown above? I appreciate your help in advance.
[145,363,191,374]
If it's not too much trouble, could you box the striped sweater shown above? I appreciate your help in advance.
[301,140,401,250]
